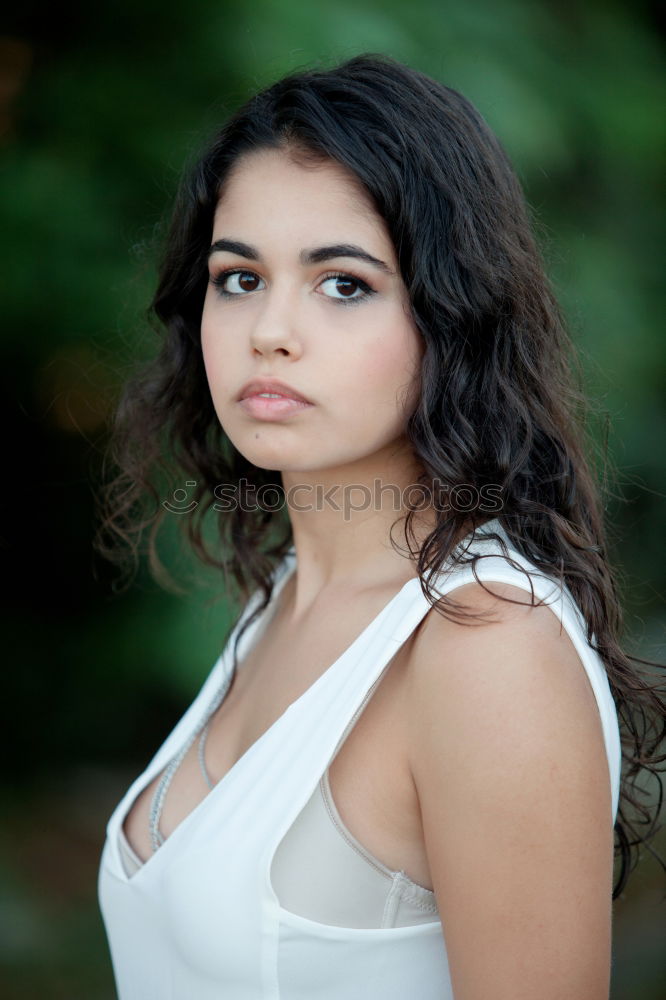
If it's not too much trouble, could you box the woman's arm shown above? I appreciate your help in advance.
[405,582,614,1000]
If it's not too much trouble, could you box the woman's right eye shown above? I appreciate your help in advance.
[211,270,265,296]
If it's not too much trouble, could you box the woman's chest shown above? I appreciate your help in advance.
[212,626,433,890]
[122,595,433,891]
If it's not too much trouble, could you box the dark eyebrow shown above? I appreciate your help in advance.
[208,238,395,275]
[301,243,394,275]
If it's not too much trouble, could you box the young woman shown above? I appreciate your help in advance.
[95,54,664,999]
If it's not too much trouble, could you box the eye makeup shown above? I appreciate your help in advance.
[209,268,377,307]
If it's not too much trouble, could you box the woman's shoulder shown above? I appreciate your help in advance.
[401,568,615,1000]
[404,571,592,716]
[402,523,607,752]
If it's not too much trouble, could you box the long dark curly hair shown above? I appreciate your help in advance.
[94,53,664,898]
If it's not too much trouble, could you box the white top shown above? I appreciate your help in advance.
[98,521,621,999]
[116,767,440,927]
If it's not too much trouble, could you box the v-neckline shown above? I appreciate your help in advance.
[112,552,423,885]
[111,521,508,884]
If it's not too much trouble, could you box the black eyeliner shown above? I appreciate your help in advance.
[209,268,377,305]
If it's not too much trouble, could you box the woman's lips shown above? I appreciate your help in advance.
[238,378,312,404]
[238,393,314,420]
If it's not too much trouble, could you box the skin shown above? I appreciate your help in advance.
[406,582,614,999]
[199,146,614,997]
[201,146,431,614]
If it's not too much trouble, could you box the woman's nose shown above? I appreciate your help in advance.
[249,286,303,359]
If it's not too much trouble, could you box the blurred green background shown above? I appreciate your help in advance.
[1,0,664,996]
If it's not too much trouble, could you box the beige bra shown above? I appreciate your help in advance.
[118,766,438,928]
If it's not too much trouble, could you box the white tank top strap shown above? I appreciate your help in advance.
[101,556,292,878]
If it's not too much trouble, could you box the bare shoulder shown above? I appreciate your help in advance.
[403,579,614,1000]
[405,579,605,746]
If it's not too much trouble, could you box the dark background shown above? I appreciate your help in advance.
[1,1,664,996]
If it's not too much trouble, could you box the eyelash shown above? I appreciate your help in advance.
[209,268,376,306]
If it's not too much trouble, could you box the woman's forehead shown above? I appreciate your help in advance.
[212,147,394,258]
[215,148,377,220]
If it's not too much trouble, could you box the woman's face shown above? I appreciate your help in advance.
[201,147,424,476]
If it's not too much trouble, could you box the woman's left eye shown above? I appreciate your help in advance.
[318,273,375,304]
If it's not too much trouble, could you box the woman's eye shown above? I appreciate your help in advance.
[210,268,374,304]
[212,270,265,295]
[318,274,374,303]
